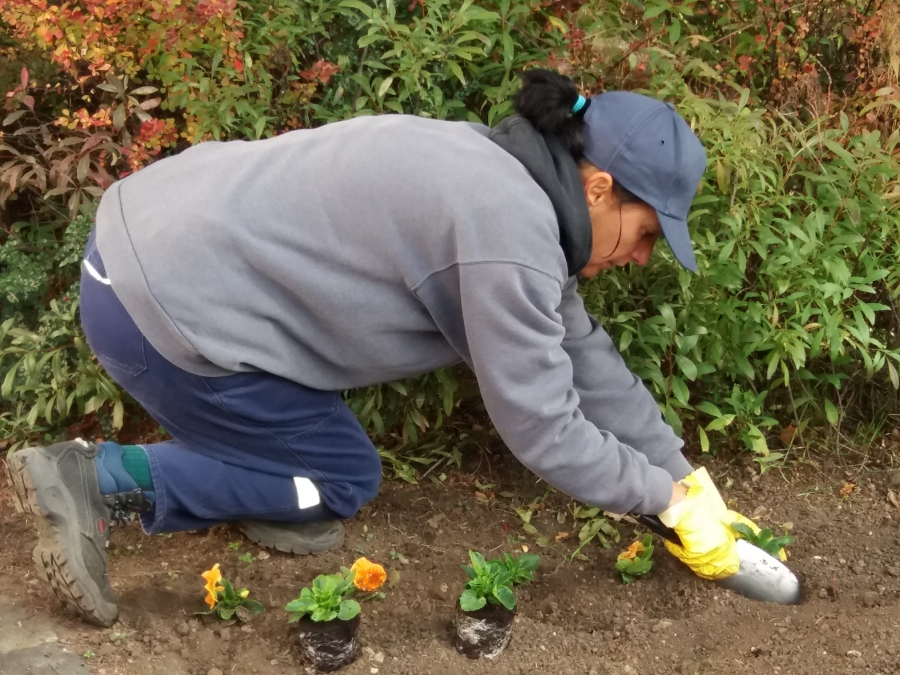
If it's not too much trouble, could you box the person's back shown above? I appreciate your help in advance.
[98,114,564,388]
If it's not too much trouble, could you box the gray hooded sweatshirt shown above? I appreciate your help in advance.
[95,113,692,515]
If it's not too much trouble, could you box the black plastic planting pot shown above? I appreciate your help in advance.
[455,603,516,659]
[292,615,360,672]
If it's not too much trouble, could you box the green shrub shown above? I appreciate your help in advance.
[0,208,123,451]
[1,0,898,474]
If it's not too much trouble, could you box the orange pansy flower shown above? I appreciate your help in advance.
[350,557,386,592]
[201,563,225,609]
[617,540,646,562]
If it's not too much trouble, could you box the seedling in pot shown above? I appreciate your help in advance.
[499,552,540,586]
[614,535,654,584]
[199,563,265,621]
[456,550,540,660]
[731,522,794,559]
[284,557,386,672]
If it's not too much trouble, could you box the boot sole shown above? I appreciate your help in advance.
[6,448,119,627]
[238,521,345,555]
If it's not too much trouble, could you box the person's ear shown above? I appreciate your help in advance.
[583,170,615,209]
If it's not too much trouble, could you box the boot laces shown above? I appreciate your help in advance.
[102,489,152,524]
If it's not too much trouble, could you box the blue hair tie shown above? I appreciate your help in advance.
[571,94,587,114]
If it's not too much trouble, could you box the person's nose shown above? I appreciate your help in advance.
[631,240,655,266]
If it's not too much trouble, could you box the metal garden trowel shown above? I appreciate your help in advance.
[637,514,802,605]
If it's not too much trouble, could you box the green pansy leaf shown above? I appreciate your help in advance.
[459,590,486,612]
[493,585,516,611]
[517,554,541,572]
[338,599,360,621]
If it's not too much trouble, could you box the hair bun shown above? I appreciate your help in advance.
[512,69,587,159]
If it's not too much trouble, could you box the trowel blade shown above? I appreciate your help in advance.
[715,539,801,605]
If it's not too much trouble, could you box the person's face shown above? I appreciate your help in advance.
[578,168,662,278]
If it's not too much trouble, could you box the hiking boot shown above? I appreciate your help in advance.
[237,519,345,555]
[6,440,152,627]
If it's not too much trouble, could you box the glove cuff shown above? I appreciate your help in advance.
[658,490,689,528]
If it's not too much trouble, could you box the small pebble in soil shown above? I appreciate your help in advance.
[207,669,223,675]
[176,621,190,636]
[818,589,829,599]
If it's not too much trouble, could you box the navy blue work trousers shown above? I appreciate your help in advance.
[79,231,382,533]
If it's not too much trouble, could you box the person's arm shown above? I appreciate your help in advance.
[557,276,693,483]
[414,260,676,515]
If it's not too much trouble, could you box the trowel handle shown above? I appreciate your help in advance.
[636,514,682,546]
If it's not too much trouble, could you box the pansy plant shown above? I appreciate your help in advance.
[200,563,265,621]
[285,557,386,623]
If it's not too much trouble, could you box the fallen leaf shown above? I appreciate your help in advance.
[388,570,401,587]
[779,424,796,445]
[888,490,900,508]
[554,531,570,541]
[426,513,446,529]
[838,482,856,498]
[521,545,529,553]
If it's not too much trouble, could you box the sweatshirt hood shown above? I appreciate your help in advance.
[489,115,592,276]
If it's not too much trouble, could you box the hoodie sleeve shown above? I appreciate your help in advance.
[558,277,693,482]
[413,260,676,515]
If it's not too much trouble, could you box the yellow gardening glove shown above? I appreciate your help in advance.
[658,469,739,581]
[682,468,787,562]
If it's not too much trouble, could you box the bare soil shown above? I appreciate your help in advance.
[4,445,900,675]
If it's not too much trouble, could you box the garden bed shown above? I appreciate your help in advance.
[3,447,900,675]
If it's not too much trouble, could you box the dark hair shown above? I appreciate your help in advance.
[513,69,587,158]
[512,69,643,205]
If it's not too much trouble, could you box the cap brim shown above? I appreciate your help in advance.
[658,212,697,272]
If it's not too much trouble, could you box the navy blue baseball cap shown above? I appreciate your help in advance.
[581,91,707,272]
